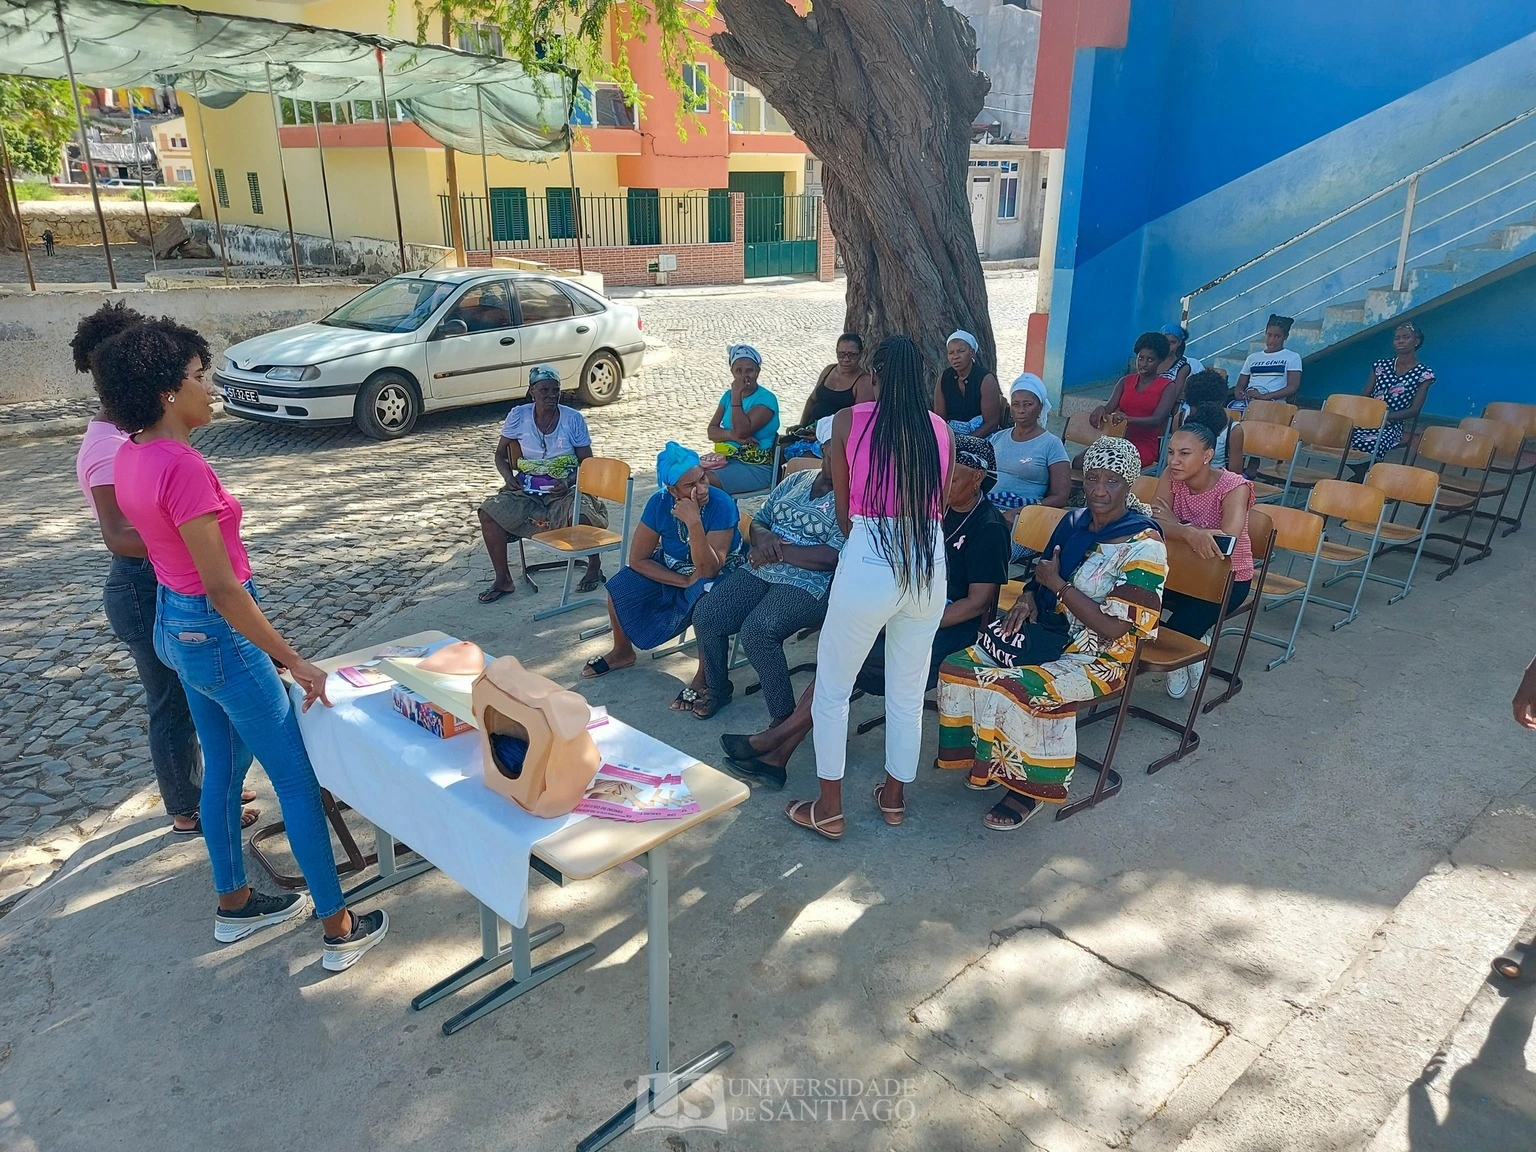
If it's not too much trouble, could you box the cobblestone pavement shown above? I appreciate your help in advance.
[0,270,1036,906]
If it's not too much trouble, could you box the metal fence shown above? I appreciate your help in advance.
[440,192,734,251]
[741,193,820,277]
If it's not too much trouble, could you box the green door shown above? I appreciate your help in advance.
[626,188,661,246]
[730,173,818,278]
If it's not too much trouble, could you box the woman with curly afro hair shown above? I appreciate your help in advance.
[95,319,388,972]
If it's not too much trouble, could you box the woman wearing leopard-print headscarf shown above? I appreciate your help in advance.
[936,437,1168,830]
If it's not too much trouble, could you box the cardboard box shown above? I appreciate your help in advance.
[392,685,475,739]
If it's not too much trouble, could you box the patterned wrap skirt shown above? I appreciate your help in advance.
[606,567,713,651]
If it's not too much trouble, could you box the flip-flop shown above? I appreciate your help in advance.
[577,570,607,594]
[171,808,261,836]
[982,794,1045,832]
[669,687,700,711]
[785,799,843,841]
[965,767,1000,791]
[582,656,631,679]
[478,584,515,603]
[241,789,257,804]
[873,781,904,826]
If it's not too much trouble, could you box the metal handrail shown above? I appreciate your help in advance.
[1182,104,1536,321]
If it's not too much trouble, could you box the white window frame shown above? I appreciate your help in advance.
[683,62,709,114]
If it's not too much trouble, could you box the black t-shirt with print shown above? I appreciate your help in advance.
[943,499,1011,607]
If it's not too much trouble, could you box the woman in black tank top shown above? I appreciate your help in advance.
[800,332,874,424]
[932,330,1003,436]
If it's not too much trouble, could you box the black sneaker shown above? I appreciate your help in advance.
[721,754,788,791]
[322,908,389,972]
[214,890,312,943]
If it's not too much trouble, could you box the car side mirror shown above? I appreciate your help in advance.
[437,318,469,339]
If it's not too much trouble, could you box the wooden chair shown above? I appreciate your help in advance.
[527,457,634,621]
[1065,410,1129,484]
[1435,416,1527,543]
[1132,475,1160,505]
[996,505,1068,614]
[1409,425,1498,578]
[1250,504,1326,670]
[1118,535,1239,774]
[1302,479,1388,631]
[1308,393,1390,471]
[782,454,822,475]
[1204,507,1276,713]
[1330,462,1438,606]
[1238,421,1300,504]
[1242,399,1298,426]
[1269,409,1353,496]
[1481,401,1536,536]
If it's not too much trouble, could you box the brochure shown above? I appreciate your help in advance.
[574,762,700,823]
[338,664,393,688]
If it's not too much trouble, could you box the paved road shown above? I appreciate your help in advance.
[0,271,1036,905]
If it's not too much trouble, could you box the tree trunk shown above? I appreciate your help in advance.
[713,0,993,378]
[0,189,20,253]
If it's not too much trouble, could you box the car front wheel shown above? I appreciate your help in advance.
[354,372,420,439]
[576,350,623,406]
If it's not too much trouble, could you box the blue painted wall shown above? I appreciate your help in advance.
[1049,0,1536,414]
[1301,264,1536,419]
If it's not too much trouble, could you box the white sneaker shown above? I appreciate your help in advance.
[1188,659,1206,688]
[1166,668,1189,699]
[322,908,389,972]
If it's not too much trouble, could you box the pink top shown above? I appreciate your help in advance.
[1172,468,1255,581]
[113,437,253,595]
[76,419,129,520]
[845,401,951,518]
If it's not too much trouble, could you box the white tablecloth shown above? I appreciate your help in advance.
[292,662,699,928]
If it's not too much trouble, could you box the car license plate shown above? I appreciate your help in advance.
[225,385,261,405]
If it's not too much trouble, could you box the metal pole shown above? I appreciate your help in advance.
[565,129,585,274]
[312,115,338,270]
[190,74,232,284]
[264,63,303,285]
[476,85,490,254]
[55,0,116,288]
[132,114,157,271]
[1393,174,1419,293]
[376,48,408,273]
[0,121,37,291]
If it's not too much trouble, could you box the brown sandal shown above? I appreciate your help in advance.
[785,799,844,841]
[873,781,904,826]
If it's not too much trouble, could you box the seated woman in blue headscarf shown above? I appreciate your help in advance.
[583,442,743,678]
[704,343,781,494]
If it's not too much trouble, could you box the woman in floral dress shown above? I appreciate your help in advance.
[937,438,1167,830]
[1351,322,1435,462]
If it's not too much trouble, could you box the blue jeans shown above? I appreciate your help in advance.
[101,556,201,818]
[153,581,345,917]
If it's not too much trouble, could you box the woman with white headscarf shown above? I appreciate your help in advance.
[937,437,1167,831]
[932,329,1003,437]
[706,343,780,493]
[988,373,1071,520]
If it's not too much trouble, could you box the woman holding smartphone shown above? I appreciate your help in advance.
[1151,404,1254,700]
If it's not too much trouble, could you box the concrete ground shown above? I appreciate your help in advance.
[3,269,1536,1150]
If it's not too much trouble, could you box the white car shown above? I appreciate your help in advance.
[216,269,645,438]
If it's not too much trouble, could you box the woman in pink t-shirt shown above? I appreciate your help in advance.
[95,320,387,972]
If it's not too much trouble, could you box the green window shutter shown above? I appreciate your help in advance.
[489,187,529,243]
[547,187,576,241]
[707,188,731,243]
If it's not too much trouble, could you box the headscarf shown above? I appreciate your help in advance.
[656,441,701,488]
[1007,372,1052,421]
[1159,323,1188,344]
[727,343,762,367]
[947,329,979,353]
[528,364,560,388]
[1034,436,1160,620]
[954,434,997,495]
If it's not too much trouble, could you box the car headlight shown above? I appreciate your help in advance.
[265,365,320,382]
[219,355,233,373]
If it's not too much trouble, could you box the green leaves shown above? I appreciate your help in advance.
[0,76,74,177]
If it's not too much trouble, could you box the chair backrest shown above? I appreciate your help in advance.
[1262,503,1324,555]
[783,455,822,475]
[1459,416,1527,464]
[1161,535,1233,605]
[738,507,756,539]
[1237,420,1300,465]
[1013,505,1067,552]
[577,456,631,505]
[1418,425,1495,471]
[1246,507,1276,562]
[1324,393,1389,431]
[1244,399,1298,425]
[1308,477,1386,525]
[1364,462,1439,506]
[1132,475,1160,504]
[1225,405,1246,425]
[1483,401,1536,438]
[1063,410,1128,448]
[1291,408,1353,451]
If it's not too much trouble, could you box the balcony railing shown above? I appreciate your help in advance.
[440,192,734,251]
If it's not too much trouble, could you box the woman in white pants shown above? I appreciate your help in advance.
[786,335,956,839]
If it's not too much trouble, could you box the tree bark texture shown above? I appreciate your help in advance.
[0,188,20,252]
[713,0,993,379]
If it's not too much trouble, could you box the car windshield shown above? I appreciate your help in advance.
[321,277,456,333]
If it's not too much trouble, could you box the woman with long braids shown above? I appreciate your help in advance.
[786,335,956,839]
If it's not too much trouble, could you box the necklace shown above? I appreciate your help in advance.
[945,497,982,545]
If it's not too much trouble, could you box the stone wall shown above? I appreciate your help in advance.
[18,201,198,247]
[0,281,368,404]
[182,219,452,276]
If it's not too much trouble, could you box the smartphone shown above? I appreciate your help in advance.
[1211,534,1237,558]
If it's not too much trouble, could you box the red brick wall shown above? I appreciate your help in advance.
[468,193,747,287]
[817,198,837,282]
